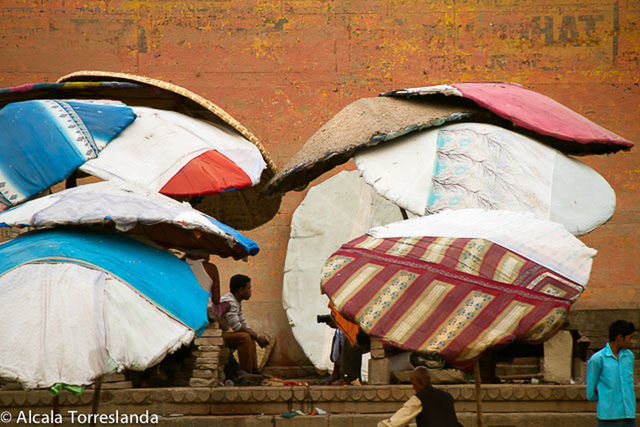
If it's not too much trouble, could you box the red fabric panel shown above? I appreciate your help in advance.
[399,275,475,350]
[406,236,438,259]
[440,237,472,270]
[452,82,633,148]
[160,150,253,196]
[478,243,507,279]
[370,238,397,254]
[517,302,567,342]
[321,256,370,296]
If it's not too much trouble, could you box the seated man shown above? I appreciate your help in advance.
[220,274,269,375]
[378,366,462,427]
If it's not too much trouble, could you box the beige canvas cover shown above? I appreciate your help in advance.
[266,97,479,196]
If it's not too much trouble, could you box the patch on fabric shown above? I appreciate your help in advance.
[426,125,554,216]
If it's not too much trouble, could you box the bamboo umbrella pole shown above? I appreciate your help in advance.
[52,395,60,417]
[89,377,102,427]
[474,362,483,427]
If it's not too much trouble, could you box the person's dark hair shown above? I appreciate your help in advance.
[411,366,431,389]
[609,319,635,342]
[230,274,251,293]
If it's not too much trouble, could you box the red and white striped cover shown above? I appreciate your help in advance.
[321,210,596,368]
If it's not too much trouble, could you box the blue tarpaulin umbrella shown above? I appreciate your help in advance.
[0,228,208,389]
[0,99,135,209]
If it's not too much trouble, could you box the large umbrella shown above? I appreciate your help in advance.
[320,209,596,369]
[382,82,634,154]
[0,72,281,230]
[265,97,480,195]
[283,170,403,371]
[58,71,280,230]
[0,227,209,389]
[0,180,259,259]
[267,82,633,196]
[79,106,266,198]
[354,121,616,235]
[0,99,135,209]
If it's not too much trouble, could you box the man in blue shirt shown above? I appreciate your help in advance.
[587,320,636,426]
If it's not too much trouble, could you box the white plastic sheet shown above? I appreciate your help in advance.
[283,171,404,371]
[0,263,194,389]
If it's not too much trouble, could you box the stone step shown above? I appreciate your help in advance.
[495,364,540,377]
[0,384,609,418]
[102,381,134,390]
[39,412,602,427]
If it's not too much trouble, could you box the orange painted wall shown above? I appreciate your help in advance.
[1,0,638,367]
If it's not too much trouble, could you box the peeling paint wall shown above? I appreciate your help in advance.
[1,0,639,368]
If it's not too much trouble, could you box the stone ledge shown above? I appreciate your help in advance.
[0,385,627,417]
[13,412,602,427]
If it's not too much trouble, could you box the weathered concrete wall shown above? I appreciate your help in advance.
[0,0,638,368]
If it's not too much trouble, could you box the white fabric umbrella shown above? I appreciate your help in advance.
[81,106,267,196]
[283,170,404,371]
[0,180,259,259]
[355,122,616,236]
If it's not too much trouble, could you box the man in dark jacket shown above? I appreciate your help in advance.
[378,366,462,427]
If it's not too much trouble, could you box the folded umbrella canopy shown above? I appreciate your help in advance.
[0,72,281,230]
[0,180,259,259]
[265,97,480,195]
[0,99,135,209]
[382,82,634,154]
[283,170,403,371]
[354,122,617,236]
[320,209,596,368]
[79,106,266,197]
[57,71,281,230]
[267,82,633,196]
[0,228,209,389]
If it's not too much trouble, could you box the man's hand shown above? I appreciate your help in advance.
[256,335,269,348]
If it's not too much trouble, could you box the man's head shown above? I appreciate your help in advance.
[410,366,431,393]
[230,274,252,300]
[609,319,635,349]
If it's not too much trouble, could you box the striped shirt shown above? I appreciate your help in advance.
[220,292,248,332]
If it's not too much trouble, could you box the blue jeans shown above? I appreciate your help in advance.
[598,420,636,427]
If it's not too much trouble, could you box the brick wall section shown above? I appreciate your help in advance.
[568,309,640,355]
[0,1,638,370]
[190,322,225,387]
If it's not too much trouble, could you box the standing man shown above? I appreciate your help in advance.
[587,319,636,427]
[220,274,269,374]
